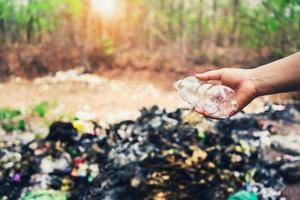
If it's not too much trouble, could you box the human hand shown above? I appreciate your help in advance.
[195,68,259,117]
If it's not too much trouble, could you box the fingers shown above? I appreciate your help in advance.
[194,107,216,119]
[194,107,206,115]
[194,107,230,119]
[234,91,253,113]
[195,69,224,81]
[234,81,258,113]
[227,103,240,116]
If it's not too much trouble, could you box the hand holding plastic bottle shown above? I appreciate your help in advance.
[193,51,300,118]
[195,68,258,117]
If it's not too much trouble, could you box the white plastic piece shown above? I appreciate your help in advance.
[175,76,238,118]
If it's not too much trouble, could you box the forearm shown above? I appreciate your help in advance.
[251,52,300,96]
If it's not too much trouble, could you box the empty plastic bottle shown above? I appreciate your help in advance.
[175,76,238,118]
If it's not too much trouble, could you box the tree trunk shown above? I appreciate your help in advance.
[0,18,6,43]
[26,17,34,43]
[78,0,92,73]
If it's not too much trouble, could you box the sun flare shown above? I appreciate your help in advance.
[90,0,119,18]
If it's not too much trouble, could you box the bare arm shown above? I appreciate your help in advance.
[251,52,300,96]
[195,51,300,117]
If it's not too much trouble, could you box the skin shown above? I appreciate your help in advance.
[194,51,300,118]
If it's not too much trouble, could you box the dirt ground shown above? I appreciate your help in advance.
[0,70,186,123]
[0,68,297,123]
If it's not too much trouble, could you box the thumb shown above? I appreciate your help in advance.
[195,69,224,81]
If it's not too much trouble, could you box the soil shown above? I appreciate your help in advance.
[0,70,187,123]
[1,45,298,117]
[0,68,296,124]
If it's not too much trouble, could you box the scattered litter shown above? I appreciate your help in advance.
[0,104,300,199]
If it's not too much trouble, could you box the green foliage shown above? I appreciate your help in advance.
[0,108,25,132]
[128,0,299,56]
[0,0,82,42]
[1,120,25,132]
[33,101,49,117]
[197,127,206,140]
[0,101,51,132]
[0,108,21,119]
[17,119,26,130]
[239,0,300,54]
[97,38,116,56]
[0,0,299,57]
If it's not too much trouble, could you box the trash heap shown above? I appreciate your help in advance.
[1,105,300,200]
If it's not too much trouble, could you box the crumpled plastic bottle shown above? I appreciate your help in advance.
[176,76,238,118]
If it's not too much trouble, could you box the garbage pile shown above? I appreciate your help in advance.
[1,105,300,200]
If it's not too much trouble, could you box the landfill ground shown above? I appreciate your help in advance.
[0,68,293,123]
[0,70,300,200]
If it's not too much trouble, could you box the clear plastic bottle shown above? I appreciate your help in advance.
[175,76,238,118]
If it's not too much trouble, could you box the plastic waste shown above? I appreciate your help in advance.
[280,162,300,183]
[228,190,258,200]
[176,76,238,118]
[22,190,67,200]
[41,157,54,174]
[2,105,300,199]
[11,173,21,182]
[46,122,77,144]
[270,134,300,155]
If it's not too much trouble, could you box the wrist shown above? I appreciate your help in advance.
[248,68,262,97]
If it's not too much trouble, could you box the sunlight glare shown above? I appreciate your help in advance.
[90,0,119,18]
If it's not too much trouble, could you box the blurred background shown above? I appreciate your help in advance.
[0,1,300,200]
[0,0,300,122]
